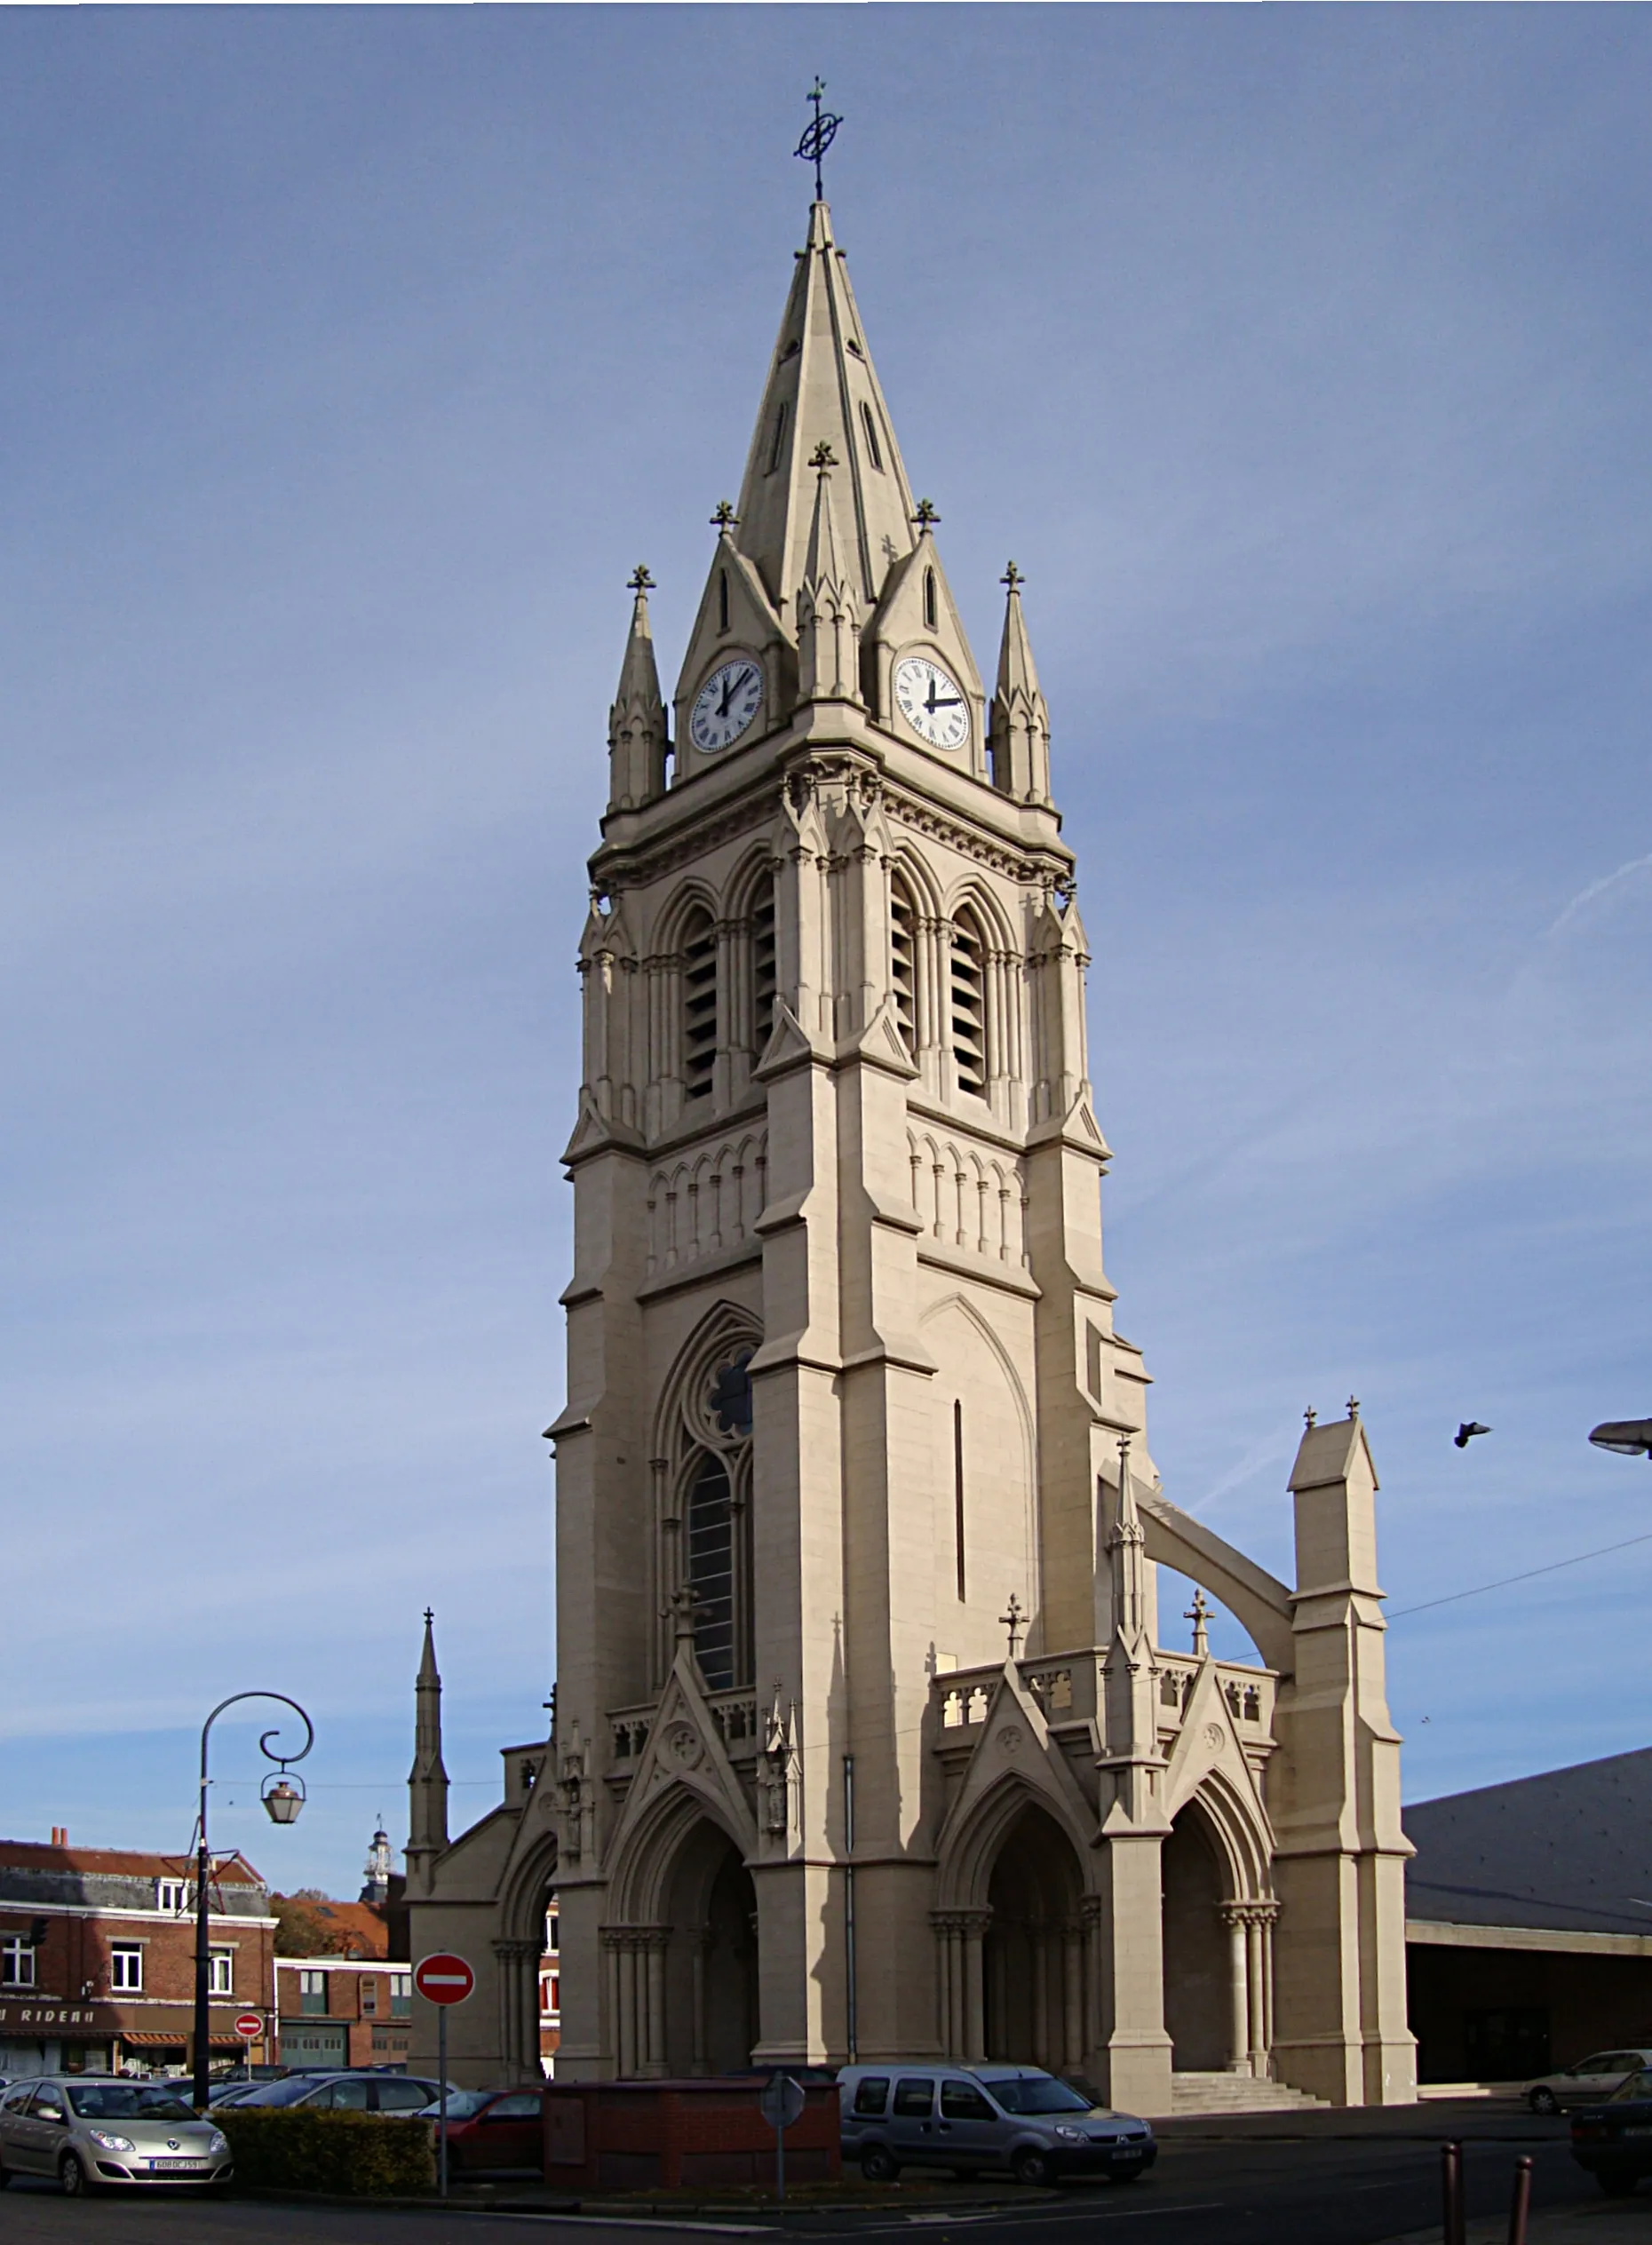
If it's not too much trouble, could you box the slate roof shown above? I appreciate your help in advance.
[1403,1746,1652,1937]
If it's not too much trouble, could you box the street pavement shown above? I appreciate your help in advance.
[0,2103,1627,2245]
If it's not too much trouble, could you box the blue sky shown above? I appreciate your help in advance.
[2,6,1648,1899]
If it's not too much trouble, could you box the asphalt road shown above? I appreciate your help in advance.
[0,2108,1601,2245]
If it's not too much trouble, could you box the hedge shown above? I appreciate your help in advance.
[218,2108,437,2196]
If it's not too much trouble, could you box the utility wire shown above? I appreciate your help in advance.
[1388,1527,1652,1620]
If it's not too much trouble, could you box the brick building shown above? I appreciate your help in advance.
[273,1899,414,2071]
[0,1835,276,2076]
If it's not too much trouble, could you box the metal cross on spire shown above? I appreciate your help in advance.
[627,564,655,593]
[796,77,842,204]
[1002,560,1025,591]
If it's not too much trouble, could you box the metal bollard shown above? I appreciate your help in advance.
[1507,2154,1532,2245]
[1442,2141,1466,2245]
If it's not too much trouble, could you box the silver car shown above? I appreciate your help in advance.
[838,2062,1157,2186]
[1526,2048,1652,2115]
[0,2074,232,2193]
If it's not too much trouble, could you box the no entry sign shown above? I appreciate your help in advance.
[234,2012,263,2041]
[415,1952,475,2006]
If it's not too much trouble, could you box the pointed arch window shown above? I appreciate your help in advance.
[657,1337,758,1694]
[924,567,938,633]
[751,878,777,1053]
[718,570,729,634]
[950,908,987,1097]
[890,875,917,1057]
[681,906,718,1102]
[861,401,884,473]
[766,400,790,475]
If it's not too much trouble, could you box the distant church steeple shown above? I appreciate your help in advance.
[405,1610,449,1897]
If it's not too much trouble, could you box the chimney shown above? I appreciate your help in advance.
[50,1826,68,1846]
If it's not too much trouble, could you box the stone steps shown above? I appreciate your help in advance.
[1168,2072,1330,2114]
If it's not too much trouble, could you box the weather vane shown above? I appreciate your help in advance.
[796,77,842,203]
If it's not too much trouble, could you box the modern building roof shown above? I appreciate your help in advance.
[0,1840,263,1884]
[1404,1746,1652,1938]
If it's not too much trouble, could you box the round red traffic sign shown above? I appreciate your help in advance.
[234,2011,263,2041]
[414,1952,475,2006]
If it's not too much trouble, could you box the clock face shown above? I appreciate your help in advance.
[894,655,969,751]
[690,659,765,753]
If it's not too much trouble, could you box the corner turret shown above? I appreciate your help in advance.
[406,1609,449,1899]
[988,562,1052,805]
[607,567,668,814]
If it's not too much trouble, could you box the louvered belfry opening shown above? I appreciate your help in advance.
[681,908,718,1100]
[950,909,987,1094]
[751,881,777,1052]
[890,878,917,1055]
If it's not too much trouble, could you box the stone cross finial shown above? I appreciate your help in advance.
[627,565,655,593]
[1000,1592,1026,1659]
[1304,1408,1317,1430]
[913,497,940,529]
[423,1606,434,1626]
[1002,560,1024,591]
[665,1585,698,1645]
[711,500,737,529]
[809,440,837,472]
[1185,1589,1211,1656]
[1346,1395,1361,1420]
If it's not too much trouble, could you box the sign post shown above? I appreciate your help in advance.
[758,2073,806,2204]
[414,1953,475,2199]
[233,2012,262,2076]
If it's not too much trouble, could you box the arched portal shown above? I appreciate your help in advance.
[660,1819,758,2077]
[1162,1806,1229,2071]
[982,1804,1086,2072]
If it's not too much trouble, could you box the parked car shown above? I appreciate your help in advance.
[234,2070,441,2114]
[838,2063,1156,2186]
[416,2087,544,2175]
[1526,2050,1652,2114]
[1570,2065,1652,2195]
[0,2074,231,2194]
[206,2080,266,2108]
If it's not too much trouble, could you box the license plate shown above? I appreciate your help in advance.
[147,2157,209,2170]
[1112,2148,1145,2159]
[1621,2125,1652,2138]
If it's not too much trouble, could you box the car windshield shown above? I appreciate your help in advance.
[67,2085,197,2121]
[238,2074,330,2107]
[983,2074,1092,2115]
[429,2089,493,2118]
[1609,2070,1652,2102]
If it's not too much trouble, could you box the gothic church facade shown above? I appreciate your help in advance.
[405,197,1416,2114]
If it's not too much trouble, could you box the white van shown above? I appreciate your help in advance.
[837,2063,1156,2186]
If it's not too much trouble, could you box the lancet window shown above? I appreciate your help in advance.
[656,1330,758,1694]
[950,908,988,1096]
[680,906,718,1102]
[890,876,917,1056]
[751,880,777,1053]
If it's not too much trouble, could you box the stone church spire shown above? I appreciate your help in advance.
[405,1609,449,1895]
[989,562,1052,806]
[796,443,862,705]
[607,567,668,814]
[730,202,918,617]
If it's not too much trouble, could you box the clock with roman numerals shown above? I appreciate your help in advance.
[894,655,968,750]
[691,660,764,752]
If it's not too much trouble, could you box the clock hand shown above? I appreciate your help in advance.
[925,680,961,712]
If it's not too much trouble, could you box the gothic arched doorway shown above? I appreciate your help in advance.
[1161,1805,1230,2072]
[661,1819,758,2077]
[982,1803,1085,2071]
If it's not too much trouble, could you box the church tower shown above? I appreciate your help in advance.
[409,178,1414,2114]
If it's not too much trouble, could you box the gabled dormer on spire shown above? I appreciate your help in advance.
[988,562,1052,807]
[864,504,989,781]
[608,567,669,815]
[672,504,796,776]
[731,202,918,620]
[797,443,862,705]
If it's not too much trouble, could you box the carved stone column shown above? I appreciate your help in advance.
[958,1909,992,2063]
[1219,1905,1250,2074]
[493,1938,541,2082]
[1061,1917,1084,2070]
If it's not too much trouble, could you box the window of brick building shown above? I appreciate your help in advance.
[361,1977,378,2017]
[300,1969,327,2016]
[110,1946,143,1992]
[390,1972,411,2019]
[156,1879,188,1914]
[1,1935,36,1987]
[209,1948,234,1995]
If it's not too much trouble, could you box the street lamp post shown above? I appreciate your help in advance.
[192,1692,314,2112]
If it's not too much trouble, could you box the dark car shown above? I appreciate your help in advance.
[234,2071,441,2114]
[1569,2066,1652,2196]
[417,2087,545,2176]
